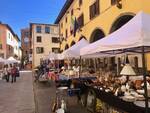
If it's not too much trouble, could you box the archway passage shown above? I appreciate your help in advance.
[65,44,69,50]
[90,29,105,43]
[110,15,134,33]
[70,41,75,47]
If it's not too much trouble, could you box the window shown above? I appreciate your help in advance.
[0,53,4,58]
[79,0,82,6]
[52,37,59,43]
[36,26,41,33]
[50,27,54,34]
[45,26,50,33]
[36,47,44,54]
[111,0,117,5]
[78,14,84,28]
[30,49,32,54]
[0,44,2,49]
[52,48,60,53]
[9,33,11,39]
[61,23,63,28]
[36,36,42,42]
[89,0,99,19]
[71,9,74,16]
[65,29,68,38]
[66,17,68,23]
[25,32,29,37]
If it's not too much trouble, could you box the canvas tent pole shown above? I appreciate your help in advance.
[79,56,82,78]
[141,46,149,113]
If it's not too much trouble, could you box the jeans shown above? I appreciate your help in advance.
[11,75,16,83]
[5,74,10,82]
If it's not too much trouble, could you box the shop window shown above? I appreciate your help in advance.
[36,36,42,43]
[52,37,59,43]
[36,47,44,54]
[78,14,84,28]
[45,26,50,33]
[89,0,99,20]
[36,26,41,33]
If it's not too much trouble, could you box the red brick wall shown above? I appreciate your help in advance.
[21,28,31,58]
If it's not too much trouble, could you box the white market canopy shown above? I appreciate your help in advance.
[6,57,18,63]
[80,11,150,56]
[49,53,64,60]
[0,57,6,63]
[62,38,89,59]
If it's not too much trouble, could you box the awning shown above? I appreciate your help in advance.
[80,11,150,56]
[62,38,89,59]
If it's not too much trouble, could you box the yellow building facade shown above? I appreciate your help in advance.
[55,0,150,70]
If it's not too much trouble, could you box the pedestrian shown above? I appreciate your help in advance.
[11,65,17,83]
[3,64,9,82]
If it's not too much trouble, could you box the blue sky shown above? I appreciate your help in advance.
[0,0,66,38]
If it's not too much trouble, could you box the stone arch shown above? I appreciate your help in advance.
[65,44,69,50]
[109,12,135,33]
[70,41,76,47]
[90,28,105,43]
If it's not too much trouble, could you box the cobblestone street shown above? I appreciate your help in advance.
[0,71,35,113]
[34,80,88,113]
[0,71,88,113]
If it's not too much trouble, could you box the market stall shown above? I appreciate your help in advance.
[80,11,150,113]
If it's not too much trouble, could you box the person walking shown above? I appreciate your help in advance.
[11,65,17,83]
[3,64,9,82]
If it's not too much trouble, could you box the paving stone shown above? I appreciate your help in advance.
[0,71,35,113]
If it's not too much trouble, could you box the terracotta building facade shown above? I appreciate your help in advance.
[0,23,20,59]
